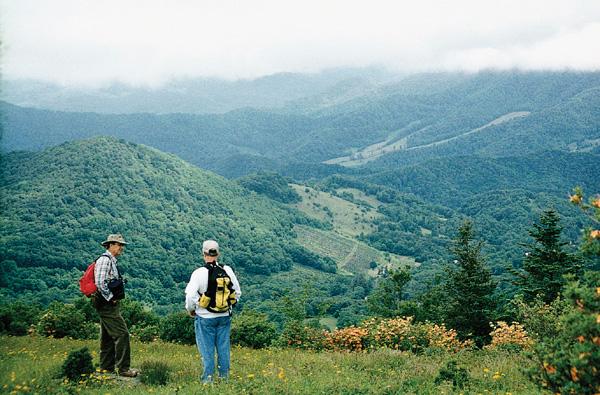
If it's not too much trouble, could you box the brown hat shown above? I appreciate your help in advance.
[101,234,129,247]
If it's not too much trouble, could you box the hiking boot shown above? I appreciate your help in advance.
[118,369,138,377]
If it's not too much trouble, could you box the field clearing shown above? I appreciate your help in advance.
[0,335,545,395]
[290,184,382,237]
[294,224,416,275]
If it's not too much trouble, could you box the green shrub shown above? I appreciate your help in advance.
[524,272,600,394]
[72,296,99,322]
[120,297,161,329]
[231,309,278,349]
[131,324,160,343]
[38,302,96,339]
[139,358,171,386]
[159,311,195,345]
[0,300,42,336]
[60,347,95,381]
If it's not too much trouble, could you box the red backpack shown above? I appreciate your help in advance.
[79,254,108,297]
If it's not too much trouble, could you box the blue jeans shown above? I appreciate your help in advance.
[194,315,232,383]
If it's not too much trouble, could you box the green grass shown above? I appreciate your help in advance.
[1,335,545,394]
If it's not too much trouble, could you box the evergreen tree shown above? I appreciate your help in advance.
[443,220,497,348]
[510,208,582,304]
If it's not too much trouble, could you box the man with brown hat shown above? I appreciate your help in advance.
[94,234,137,377]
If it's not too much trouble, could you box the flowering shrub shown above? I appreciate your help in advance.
[292,317,473,353]
[37,302,96,339]
[131,324,159,343]
[484,321,532,352]
[278,320,328,351]
[420,321,473,353]
[323,325,370,351]
[524,272,600,394]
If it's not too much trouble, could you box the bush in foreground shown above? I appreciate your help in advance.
[60,347,95,381]
[524,272,600,394]
[231,308,278,349]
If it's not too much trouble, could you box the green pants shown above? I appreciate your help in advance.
[96,299,131,372]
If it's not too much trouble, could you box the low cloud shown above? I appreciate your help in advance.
[1,0,599,87]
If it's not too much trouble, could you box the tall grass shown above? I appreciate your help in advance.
[1,335,544,394]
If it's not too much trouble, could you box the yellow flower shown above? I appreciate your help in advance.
[247,374,254,378]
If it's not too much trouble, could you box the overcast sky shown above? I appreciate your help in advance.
[1,0,599,87]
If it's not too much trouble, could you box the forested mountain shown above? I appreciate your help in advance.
[1,70,599,325]
[0,137,336,314]
[0,136,595,325]
[363,150,600,208]
[2,71,599,179]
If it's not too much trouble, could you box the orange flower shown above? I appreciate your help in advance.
[570,366,579,382]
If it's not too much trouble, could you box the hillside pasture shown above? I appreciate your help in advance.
[294,225,415,276]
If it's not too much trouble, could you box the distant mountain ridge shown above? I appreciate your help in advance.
[2,71,599,178]
[0,67,400,114]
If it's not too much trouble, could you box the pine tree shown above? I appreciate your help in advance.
[444,220,497,348]
[511,208,582,305]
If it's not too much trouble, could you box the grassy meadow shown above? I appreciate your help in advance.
[1,335,545,395]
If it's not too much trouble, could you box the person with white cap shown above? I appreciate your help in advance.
[94,234,137,378]
[185,240,242,384]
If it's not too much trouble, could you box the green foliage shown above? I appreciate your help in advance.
[510,208,583,304]
[60,347,95,381]
[158,311,195,345]
[37,301,96,339]
[570,187,600,261]
[524,272,600,394]
[236,171,302,203]
[435,359,470,389]
[131,325,160,343]
[0,300,41,336]
[443,220,497,348]
[5,72,600,171]
[139,358,172,386]
[270,279,333,323]
[119,297,161,329]
[366,265,416,318]
[231,309,278,349]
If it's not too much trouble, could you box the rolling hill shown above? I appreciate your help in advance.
[0,137,339,314]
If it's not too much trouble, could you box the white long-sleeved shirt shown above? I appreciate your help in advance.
[185,262,242,318]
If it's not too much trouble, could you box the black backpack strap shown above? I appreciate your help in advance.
[97,253,121,278]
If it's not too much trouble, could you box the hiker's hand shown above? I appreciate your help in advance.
[188,311,196,318]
